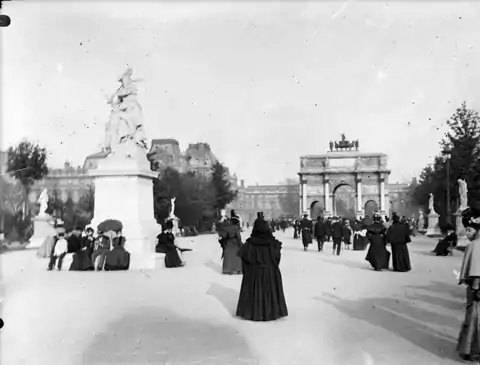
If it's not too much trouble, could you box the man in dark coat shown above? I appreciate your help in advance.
[325,217,332,242]
[300,214,313,251]
[331,217,344,256]
[314,216,327,252]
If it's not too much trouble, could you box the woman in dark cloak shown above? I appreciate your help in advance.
[432,224,457,256]
[218,213,243,275]
[69,227,95,271]
[365,214,390,271]
[353,220,366,250]
[161,220,185,268]
[342,220,352,249]
[236,218,288,321]
[457,208,480,362]
[293,220,299,239]
[104,230,130,271]
[386,214,411,272]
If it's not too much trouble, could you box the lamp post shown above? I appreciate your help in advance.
[442,145,452,225]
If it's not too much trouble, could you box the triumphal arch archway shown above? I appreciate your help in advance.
[298,135,391,219]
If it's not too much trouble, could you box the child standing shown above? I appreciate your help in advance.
[48,232,68,271]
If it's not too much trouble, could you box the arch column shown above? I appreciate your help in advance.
[356,177,364,218]
[324,178,331,215]
[380,178,386,214]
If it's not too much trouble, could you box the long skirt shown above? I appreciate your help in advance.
[353,234,366,250]
[236,265,288,321]
[293,228,299,239]
[391,243,411,272]
[222,243,242,274]
[457,286,480,361]
[365,243,390,270]
[69,249,94,271]
[301,229,312,246]
[37,236,55,258]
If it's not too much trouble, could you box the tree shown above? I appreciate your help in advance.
[278,178,300,217]
[7,140,48,215]
[412,102,480,227]
[210,162,237,214]
[153,168,217,231]
[45,187,64,218]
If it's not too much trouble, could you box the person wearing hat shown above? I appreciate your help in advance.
[431,224,457,256]
[365,213,390,271]
[217,211,243,275]
[236,217,288,321]
[331,216,344,256]
[385,213,411,272]
[299,213,313,251]
[457,208,480,362]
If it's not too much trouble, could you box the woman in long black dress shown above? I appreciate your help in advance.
[104,230,130,271]
[353,220,366,251]
[386,214,411,272]
[457,208,480,362]
[236,217,288,321]
[218,214,243,275]
[160,220,185,268]
[365,214,390,271]
[432,225,457,256]
[69,227,95,271]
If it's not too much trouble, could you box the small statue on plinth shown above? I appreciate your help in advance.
[38,189,49,217]
[458,178,469,212]
[428,193,437,215]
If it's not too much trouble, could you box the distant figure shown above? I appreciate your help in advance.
[331,217,344,256]
[104,230,130,271]
[300,214,313,251]
[314,216,327,252]
[47,232,68,271]
[432,224,457,256]
[386,214,412,272]
[236,218,288,321]
[162,219,185,268]
[365,214,390,271]
[218,213,243,275]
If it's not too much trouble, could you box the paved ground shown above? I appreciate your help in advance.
[0,229,468,365]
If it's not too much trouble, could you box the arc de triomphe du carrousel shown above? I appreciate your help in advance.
[298,134,391,219]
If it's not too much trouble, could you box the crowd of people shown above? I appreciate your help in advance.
[37,220,130,271]
[25,204,480,362]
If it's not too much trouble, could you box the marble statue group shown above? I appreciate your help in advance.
[104,67,149,155]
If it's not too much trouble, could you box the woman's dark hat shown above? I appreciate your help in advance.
[164,219,174,230]
[257,212,264,220]
[462,208,480,229]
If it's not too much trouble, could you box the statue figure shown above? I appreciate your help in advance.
[458,178,469,211]
[418,209,425,230]
[428,193,436,214]
[329,141,333,151]
[38,189,49,216]
[354,140,359,150]
[104,67,149,154]
[341,133,346,142]
[169,197,176,218]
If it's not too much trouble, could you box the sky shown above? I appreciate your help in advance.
[2,1,480,186]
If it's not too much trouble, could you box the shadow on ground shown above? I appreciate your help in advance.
[82,308,257,365]
[206,282,239,317]
[316,289,460,362]
[205,260,222,274]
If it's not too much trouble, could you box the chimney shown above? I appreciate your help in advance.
[241,179,245,188]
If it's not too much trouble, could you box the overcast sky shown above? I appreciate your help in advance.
[2,1,480,186]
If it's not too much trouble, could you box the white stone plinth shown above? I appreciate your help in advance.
[425,213,442,237]
[28,214,55,248]
[455,210,469,248]
[89,151,161,270]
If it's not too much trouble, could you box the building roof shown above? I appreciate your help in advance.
[301,151,387,159]
[151,139,180,146]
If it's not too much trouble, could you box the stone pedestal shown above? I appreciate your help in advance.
[455,210,469,248]
[89,145,161,270]
[28,214,56,248]
[425,212,442,237]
